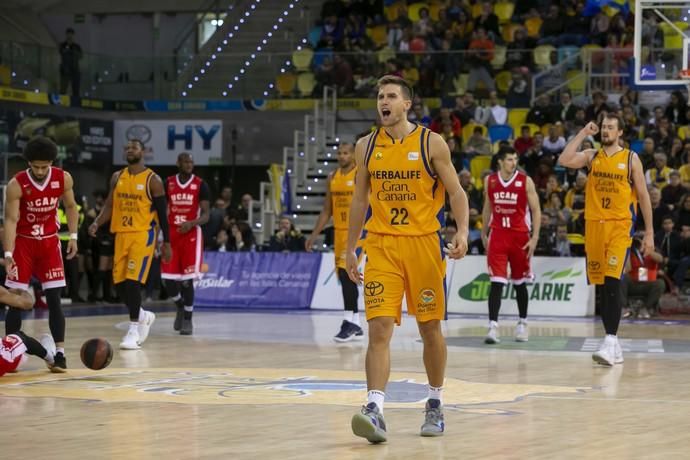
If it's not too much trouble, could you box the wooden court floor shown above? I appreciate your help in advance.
[1,307,690,459]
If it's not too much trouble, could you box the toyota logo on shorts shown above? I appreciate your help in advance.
[365,281,384,296]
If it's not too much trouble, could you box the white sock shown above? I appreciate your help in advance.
[56,347,65,355]
[352,312,360,326]
[129,321,139,331]
[44,352,54,364]
[367,390,385,413]
[171,294,181,302]
[343,310,354,323]
[428,385,443,402]
[184,305,194,312]
[518,317,527,324]
[138,308,146,321]
[489,320,498,328]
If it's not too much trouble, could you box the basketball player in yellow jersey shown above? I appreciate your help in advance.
[346,76,469,443]
[305,141,364,342]
[559,114,654,366]
[88,139,172,350]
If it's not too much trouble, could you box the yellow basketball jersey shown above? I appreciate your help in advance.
[585,148,638,221]
[111,168,156,233]
[364,125,445,236]
[330,166,357,230]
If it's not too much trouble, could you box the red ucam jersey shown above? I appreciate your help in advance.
[487,170,531,233]
[16,167,64,238]
[166,174,209,237]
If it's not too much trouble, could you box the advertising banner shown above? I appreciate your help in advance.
[310,253,365,311]
[195,251,322,309]
[113,119,223,165]
[447,256,594,316]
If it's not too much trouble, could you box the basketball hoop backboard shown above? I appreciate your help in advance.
[633,0,690,87]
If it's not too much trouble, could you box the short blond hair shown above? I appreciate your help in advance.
[376,75,413,100]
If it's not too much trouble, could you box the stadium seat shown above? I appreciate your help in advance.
[491,45,507,70]
[384,3,400,22]
[533,45,555,69]
[566,70,586,93]
[471,2,483,18]
[501,23,520,43]
[312,50,333,68]
[366,24,388,48]
[507,108,529,129]
[428,2,442,20]
[275,73,297,97]
[307,26,321,47]
[377,46,396,63]
[679,125,690,140]
[470,155,492,188]
[452,73,469,96]
[581,44,603,66]
[462,122,488,142]
[408,3,429,21]
[495,70,512,94]
[297,72,316,97]
[292,48,314,72]
[541,123,564,136]
[494,2,515,24]
[630,139,644,153]
[488,124,514,143]
[557,46,580,68]
[524,17,543,38]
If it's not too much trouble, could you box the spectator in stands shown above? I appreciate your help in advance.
[466,27,495,92]
[448,137,466,171]
[669,138,684,169]
[543,192,570,228]
[458,169,482,210]
[229,222,255,251]
[474,1,500,42]
[526,95,552,126]
[520,132,546,175]
[646,152,672,190]
[442,220,457,247]
[506,69,531,108]
[204,198,229,250]
[537,4,566,46]
[59,28,82,97]
[533,158,555,195]
[236,193,253,222]
[213,229,231,252]
[219,185,232,210]
[542,174,565,203]
[639,136,656,169]
[413,6,434,39]
[621,105,642,142]
[463,126,492,157]
[621,234,665,319]
[680,142,690,188]
[662,170,684,210]
[665,90,688,126]
[679,110,690,140]
[565,107,587,139]
[387,20,404,49]
[409,100,432,127]
[564,172,587,210]
[556,1,590,46]
[453,92,478,126]
[505,28,534,71]
[673,225,690,293]
[513,125,534,156]
[401,60,420,89]
[435,36,460,96]
[656,215,681,295]
[553,224,572,257]
[430,107,462,138]
[318,16,344,49]
[332,54,354,96]
[676,195,690,229]
[590,10,611,47]
[649,116,674,152]
[474,91,507,126]
[535,213,556,256]
[585,91,610,122]
[553,91,579,123]
[542,124,567,156]
[268,216,306,252]
[467,207,484,254]
[648,186,671,232]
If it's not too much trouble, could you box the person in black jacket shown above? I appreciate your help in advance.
[268,216,306,252]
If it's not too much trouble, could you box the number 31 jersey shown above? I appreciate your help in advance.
[364,125,445,236]
[487,170,530,233]
[166,174,209,239]
[16,167,64,238]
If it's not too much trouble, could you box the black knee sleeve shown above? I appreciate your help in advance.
[488,282,503,322]
[165,279,181,298]
[119,280,142,321]
[45,288,65,343]
[181,280,194,306]
[338,268,359,312]
[602,276,622,335]
[514,283,529,319]
[15,331,48,359]
[4,307,22,335]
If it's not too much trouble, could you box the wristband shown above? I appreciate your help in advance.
[4,251,12,258]
[69,233,78,240]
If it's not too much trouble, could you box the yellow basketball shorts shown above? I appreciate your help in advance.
[113,228,157,285]
[585,219,633,285]
[363,232,446,325]
[333,228,364,270]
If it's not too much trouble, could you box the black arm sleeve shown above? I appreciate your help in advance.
[152,195,170,243]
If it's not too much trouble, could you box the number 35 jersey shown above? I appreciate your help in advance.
[16,166,64,238]
[364,126,445,236]
[585,148,637,222]
[166,174,209,239]
[111,168,156,233]
[487,170,530,233]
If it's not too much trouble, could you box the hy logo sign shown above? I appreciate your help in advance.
[457,268,582,302]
